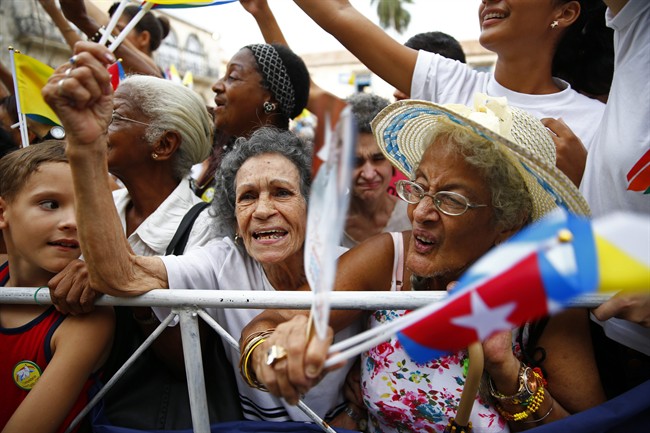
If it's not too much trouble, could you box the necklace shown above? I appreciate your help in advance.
[343,229,361,245]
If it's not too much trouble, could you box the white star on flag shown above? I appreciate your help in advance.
[451,291,517,340]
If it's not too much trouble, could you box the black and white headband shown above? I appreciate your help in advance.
[246,44,296,120]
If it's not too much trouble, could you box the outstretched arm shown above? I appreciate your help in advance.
[58,0,162,77]
[293,0,417,96]
[42,42,167,296]
[37,0,83,49]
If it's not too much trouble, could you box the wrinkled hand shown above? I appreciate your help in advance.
[252,315,334,405]
[48,259,100,315]
[542,118,587,187]
[593,292,650,328]
[42,42,114,146]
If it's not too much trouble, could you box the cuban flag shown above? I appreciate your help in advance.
[397,209,650,363]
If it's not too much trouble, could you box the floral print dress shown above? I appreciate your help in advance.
[359,233,509,433]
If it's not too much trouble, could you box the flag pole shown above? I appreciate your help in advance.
[99,0,130,45]
[107,2,155,52]
[8,47,30,148]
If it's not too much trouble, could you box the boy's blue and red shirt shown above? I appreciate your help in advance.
[0,261,8,286]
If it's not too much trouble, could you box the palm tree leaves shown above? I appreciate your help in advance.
[371,0,414,34]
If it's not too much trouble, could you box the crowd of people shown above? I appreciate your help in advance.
[0,0,648,432]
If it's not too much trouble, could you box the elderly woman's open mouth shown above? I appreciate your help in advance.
[253,228,289,241]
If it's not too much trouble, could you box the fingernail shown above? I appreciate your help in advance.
[306,365,319,378]
[105,52,116,63]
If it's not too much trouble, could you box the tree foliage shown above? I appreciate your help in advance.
[371,0,414,34]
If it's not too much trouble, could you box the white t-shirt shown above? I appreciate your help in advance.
[113,178,216,255]
[411,52,605,150]
[580,0,650,216]
[160,238,360,422]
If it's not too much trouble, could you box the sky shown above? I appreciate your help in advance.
[165,0,482,58]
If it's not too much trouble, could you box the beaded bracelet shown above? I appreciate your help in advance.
[495,369,546,422]
[522,399,554,424]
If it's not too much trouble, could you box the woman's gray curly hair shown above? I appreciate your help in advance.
[212,127,312,239]
[118,75,213,180]
[420,118,533,231]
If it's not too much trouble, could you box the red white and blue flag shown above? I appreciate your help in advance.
[397,209,649,363]
[326,209,649,368]
[107,60,125,90]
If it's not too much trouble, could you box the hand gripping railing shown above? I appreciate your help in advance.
[0,288,611,433]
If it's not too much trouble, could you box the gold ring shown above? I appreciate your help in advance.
[266,344,288,366]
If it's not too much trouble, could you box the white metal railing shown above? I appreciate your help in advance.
[0,288,611,433]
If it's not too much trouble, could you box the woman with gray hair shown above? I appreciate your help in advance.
[107,74,213,258]
[244,98,605,432]
[49,72,239,430]
[44,44,358,426]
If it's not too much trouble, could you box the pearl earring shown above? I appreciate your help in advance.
[263,101,276,114]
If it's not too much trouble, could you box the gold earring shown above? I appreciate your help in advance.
[152,153,158,159]
[551,20,559,29]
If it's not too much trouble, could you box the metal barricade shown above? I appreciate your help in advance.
[0,288,611,433]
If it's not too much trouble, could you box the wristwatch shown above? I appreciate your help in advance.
[44,126,66,140]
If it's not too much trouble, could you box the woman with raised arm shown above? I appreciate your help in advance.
[241,0,411,247]
[289,0,612,186]
[43,42,357,427]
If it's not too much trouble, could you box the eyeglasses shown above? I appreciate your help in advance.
[396,180,488,216]
[110,111,152,127]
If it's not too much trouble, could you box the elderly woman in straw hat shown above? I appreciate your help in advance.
[242,94,606,432]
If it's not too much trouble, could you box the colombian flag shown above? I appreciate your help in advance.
[14,52,61,126]
[397,209,650,363]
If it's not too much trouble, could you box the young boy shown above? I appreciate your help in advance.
[0,141,114,433]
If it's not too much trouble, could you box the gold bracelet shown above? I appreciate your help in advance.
[241,337,268,390]
[489,362,539,405]
[238,329,275,391]
[496,370,546,422]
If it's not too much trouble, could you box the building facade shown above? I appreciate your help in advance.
[0,0,222,104]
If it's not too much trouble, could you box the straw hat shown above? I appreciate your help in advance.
[371,95,590,220]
